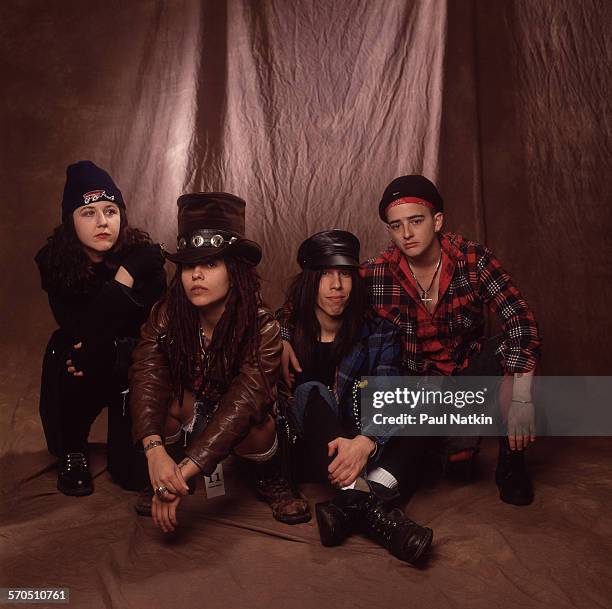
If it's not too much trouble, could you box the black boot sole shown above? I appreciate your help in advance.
[496,478,534,505]
[495,470,534,506]
[498,490,534,506]
[403,527,434,564]
[57,480,93,497]
[315,501,350,546]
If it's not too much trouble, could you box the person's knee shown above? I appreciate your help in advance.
[233,414,276,456]
[294,381,331,403]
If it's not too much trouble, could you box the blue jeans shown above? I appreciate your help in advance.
[292,381,426,492]
[292,381,340,437]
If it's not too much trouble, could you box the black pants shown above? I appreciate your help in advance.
[39,330,147,490]
[297,385,427,495]
[458,335,505,377]
[441,334,506,456]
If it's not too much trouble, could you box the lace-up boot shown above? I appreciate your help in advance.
[57,452,93,496]
[358,495,433,564]
[254,455,311,524]
[315,490,366,546]
[315,482,399,547]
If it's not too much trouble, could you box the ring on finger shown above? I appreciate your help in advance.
[155,485,169,498]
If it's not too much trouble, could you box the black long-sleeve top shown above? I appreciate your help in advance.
[35,242,166,376]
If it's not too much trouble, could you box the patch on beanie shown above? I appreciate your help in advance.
[83,190,116,205]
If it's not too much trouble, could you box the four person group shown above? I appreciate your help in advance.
[36,161,541,565]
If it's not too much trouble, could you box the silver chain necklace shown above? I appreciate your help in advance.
[407,255,442,304]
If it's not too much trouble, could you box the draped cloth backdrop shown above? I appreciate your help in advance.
[1,1,610,463]
[1,4,612,606]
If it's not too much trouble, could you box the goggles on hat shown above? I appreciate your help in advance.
[177,229,239,251]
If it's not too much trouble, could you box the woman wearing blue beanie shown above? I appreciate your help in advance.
[35,160,166,496]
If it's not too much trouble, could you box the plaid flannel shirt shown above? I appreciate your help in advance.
[361,232,542,375]
[277,310,402,444]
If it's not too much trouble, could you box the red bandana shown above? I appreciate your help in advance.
[385,196,435,214]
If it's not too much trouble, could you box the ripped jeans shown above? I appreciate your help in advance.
[160,401,218,493]
[165,400,215,448]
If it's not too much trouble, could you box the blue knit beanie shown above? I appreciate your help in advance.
[61,160,125,222]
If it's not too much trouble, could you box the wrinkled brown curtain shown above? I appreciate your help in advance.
[442,0,612,376]
[1,3,611,606]
[1,0,610,459]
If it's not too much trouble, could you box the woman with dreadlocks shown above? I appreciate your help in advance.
[129,192,311,531]
[35,161,166,496]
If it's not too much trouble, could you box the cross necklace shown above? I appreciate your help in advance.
[407,255,442,305]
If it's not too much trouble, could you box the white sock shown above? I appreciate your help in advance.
[366,467,398,489]
[343,477,370,492]
[239,434,278,462]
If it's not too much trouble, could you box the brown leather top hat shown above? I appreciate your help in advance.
[164,192,262,265]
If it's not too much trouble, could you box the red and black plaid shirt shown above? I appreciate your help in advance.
[361,232,541,375]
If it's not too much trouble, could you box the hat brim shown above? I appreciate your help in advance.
[304,254,360,269]
[164,239,262,266]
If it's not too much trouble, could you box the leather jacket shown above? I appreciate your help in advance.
[129,301,282,476]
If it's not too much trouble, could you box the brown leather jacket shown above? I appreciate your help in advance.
[129,301,282,476]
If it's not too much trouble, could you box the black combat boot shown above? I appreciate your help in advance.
[495,437,534,505]
[315,489,366,546]
[57,452,93,496]
[316,487,433,564]
[358,494,433,564]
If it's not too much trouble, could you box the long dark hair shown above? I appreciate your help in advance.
[40,208,152,293]
[287,267,368,374]
[165,256,263,401]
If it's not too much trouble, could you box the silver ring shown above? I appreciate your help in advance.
[155,486,169,498]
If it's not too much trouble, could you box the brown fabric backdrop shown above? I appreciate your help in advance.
[0,0,610,458]
[1,2,612,607]
[2,0,610,381]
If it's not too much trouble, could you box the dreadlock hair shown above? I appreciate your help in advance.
[38,207,152,294]
[287,267,368,375]
[165,256,263,402]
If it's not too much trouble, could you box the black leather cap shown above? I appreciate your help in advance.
[297,230,360,269]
